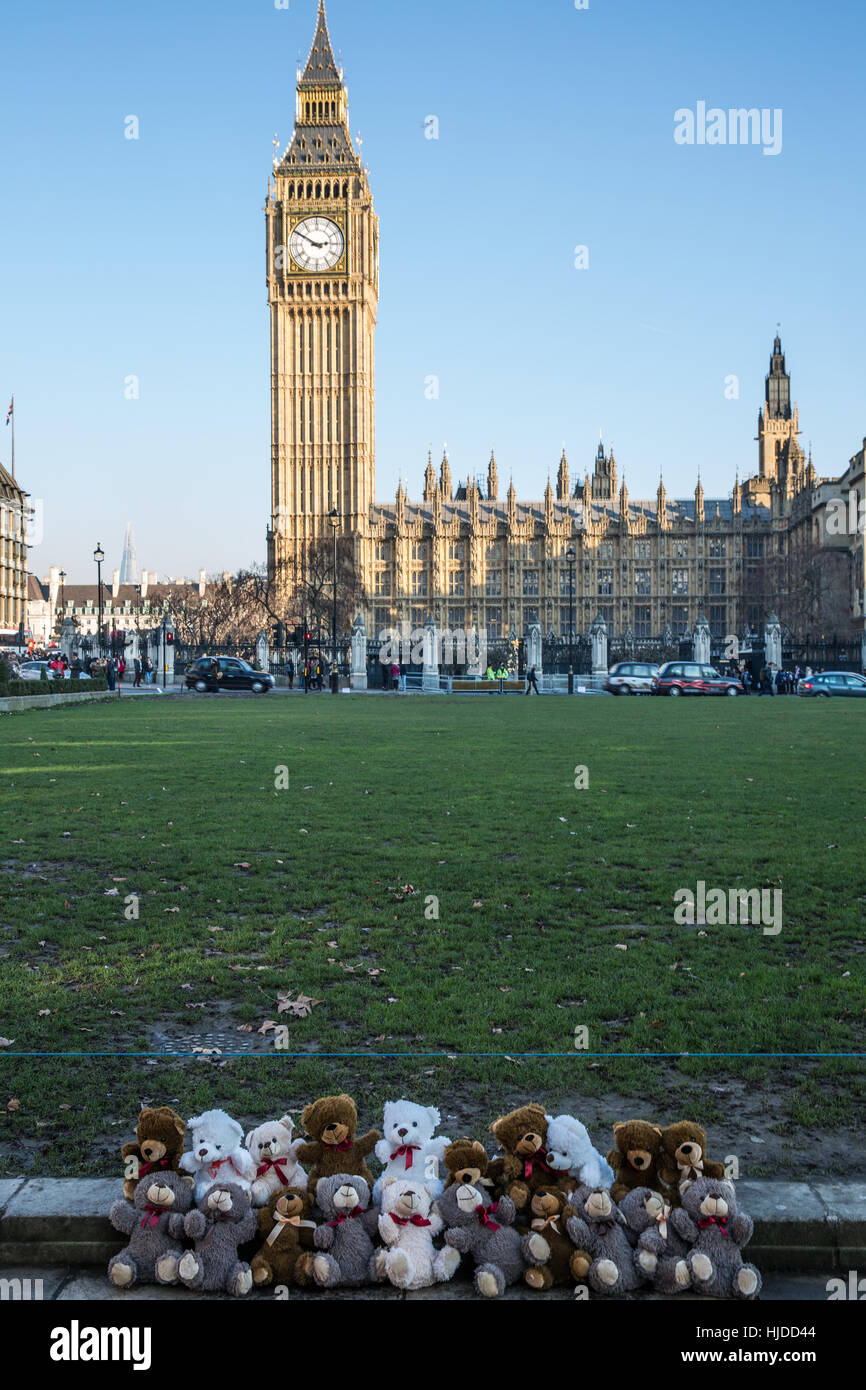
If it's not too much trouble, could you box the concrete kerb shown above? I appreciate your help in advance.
[0,1178,863,1270]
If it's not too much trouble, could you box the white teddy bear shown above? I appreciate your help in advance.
[375,1178,461,1290]
[179,1109,256,1203]
[373,1099,451,1203]
[244,1116,306,1207]
[545,1113,615,1190]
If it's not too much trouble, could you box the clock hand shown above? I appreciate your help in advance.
[295,231,328,250]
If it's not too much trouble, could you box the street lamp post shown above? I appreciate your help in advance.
[329,507,339,693]
[93,544,105,657]
[566,546,576,694]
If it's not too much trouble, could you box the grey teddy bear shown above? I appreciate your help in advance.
[108,1171,193,1288]
[438,1181,537,1297]
[312,1173,381,1287]
[672,1177,762,1299]
[618,1186,692,1293]
[178,1181,258,1296]
[566,1184,646,1295]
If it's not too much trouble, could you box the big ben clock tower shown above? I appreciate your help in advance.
[266,0,378,591]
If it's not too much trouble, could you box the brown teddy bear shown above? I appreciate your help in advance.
[607,1120,664,1203]
[489,1104,565,1210]
[658,1121,725,1205]
[443,1138,496,1189]
[295,1093,381,1195]
[121,1106,186,1201]
[522,1185,591,1290]
[250,1186,318,1289]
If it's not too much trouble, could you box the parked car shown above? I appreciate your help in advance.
[797,670,866,698]
[17,660,91,681]
[651,661,744,697]
[185,656,275,694]
[605,661,659,694]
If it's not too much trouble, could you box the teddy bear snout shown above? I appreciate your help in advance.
[456,1183,478,1210]
[644,1193,663,1216]
[628,1148,650,1169]
[702,1195,728,1218]
[146,1182,171,1205]
[208,1187,232,1213]
[397,1127,408,1138]
[677,1142,701,1162]
[141,1140,166,1161]
[586,1190,612,1219]
[335,1184,359,1209]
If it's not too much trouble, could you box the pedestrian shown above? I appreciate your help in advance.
[390,660,400,691]
[71,653,82,680]
[742,667,752,695]
[399,662,406,692]
[144,655,153,685]
[117,655,125,684]
[106,656,117,692]
[133,655,142,687]
[525,664,540,695]
[287,658,294,690]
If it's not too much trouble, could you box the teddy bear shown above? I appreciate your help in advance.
[245,1116,306,1207]
[295,1093,380,1195]
[121,1106,187,1201]
[521,1185,591,1290]
[566,1184,647,1295]
[108,1172,193,1289]
[489,1103,566,1210]
[375,1177,461,1289]
[372,1099,451,1202]
[618,1186,692,1293]
[178,1181,258,1296]
[658,1121,726,1205]
[443,1138,497,1190]
[671,1178,762,1299]
[310,1173,381,1288]
[250,1186,318,1289]
[545,1113,615,1191]
[606,1119,665,1203]
[179,1108,256,1202]
[437,1180,537,1297]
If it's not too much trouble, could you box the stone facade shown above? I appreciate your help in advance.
[0,462,29,638]
[268,6,863,657]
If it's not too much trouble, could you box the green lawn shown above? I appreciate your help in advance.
[1,693,864,1178]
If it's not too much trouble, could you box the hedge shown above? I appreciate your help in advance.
[0,676,108,697]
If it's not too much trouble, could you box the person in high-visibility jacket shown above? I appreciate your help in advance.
[485,666,495,680]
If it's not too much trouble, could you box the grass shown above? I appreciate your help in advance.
[1,692,864,1176]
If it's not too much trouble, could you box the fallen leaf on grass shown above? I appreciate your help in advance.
[37,1009,51,1017]
[0,1038,14,1047]
[7,1099,20,1112]
[104,888,119,897]
[236,1024,253,1033]
[258,1020,279,1035]
[234,862,251,870]
[165,907,180,914]
[277,992,323,1018]
[614,943,628,951]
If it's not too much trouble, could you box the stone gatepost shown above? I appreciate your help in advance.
[350,613,368,690]
[693,614,711,665]
[861,630,866,676]
[590,614,608,675]
[764,614,782,671]
[256,630,268,673]
[526,622,543,676]
[422,616,439,692]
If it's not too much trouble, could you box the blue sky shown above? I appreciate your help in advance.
[2,0,864,581]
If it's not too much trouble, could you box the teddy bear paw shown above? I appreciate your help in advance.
[674,1259,690,1288]
[155,1254,179,1284]
[231,1267,253,1297]
[638,1249,657,1275]
[476,1266,505,1298]
[109,1260,134,1288]
[524,1268,546,1290]
[437,1247,460,1280]
[526,1233,549,1263]
[178,1252,200,1283]
[253,1265,271,1286]
[691,1252,713,1282]
[736,1266,759,1297]
[388,1249,411,1283]
[596,1258,619,1288]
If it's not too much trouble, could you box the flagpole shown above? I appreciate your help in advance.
[8,396,13,480]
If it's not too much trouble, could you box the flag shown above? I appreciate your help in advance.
[5,398,11,426]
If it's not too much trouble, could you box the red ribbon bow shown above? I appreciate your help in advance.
[390,1144,421,1170]
[137,1158,170,1178]
[140,1203,163,1229]
[476,1203,500,1231]
[390,1213,431,1227]
[698,1215,729,1236]
[323,1139,352,1151]
[523,1151,553,1180]
[206,1156,243,1181]
[327,1205,367,1226]
[257,1156,289,1185]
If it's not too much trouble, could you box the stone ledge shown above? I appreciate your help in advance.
[0,1178,863,1269]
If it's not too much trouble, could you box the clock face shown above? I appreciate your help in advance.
[289,216,344,272]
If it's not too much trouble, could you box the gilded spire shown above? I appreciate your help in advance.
[300,1,342,87]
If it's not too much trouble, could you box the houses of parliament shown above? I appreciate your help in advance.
[266,3,865,656]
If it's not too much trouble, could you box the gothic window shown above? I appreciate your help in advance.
[485,570,502,596]
[559,606,574,636]
[634,606,652,640]
[449,570,464,597]
[411,570,427,597]
[374,542,389,562]
[709,568,726,595]
[487,607,502,639]
[559,570,575,597]
[598,606,614,634]
[486,541,501,565]
[671,605,689,637]
[524,608,539,627]
[673,540,688,559]
[374,571,391,597]
[633,539,651,560]
[709,605,727,638]
[524,542,538,563]
[671,568,689,595]
[326,322,331,370]
[600,540,614,561]
[448,541,464,561]
[324,182,330,198]
[411,606,425,629]
[316,182,322,197]
[411,541,427,561]
[709,538,727,559]
[635,569,651,595]
[523,570,539,596]
[374,606,390,635]
[597,569,614,596]
[746,537,765,559]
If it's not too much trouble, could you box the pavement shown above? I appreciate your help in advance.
[1,1177,862,1300]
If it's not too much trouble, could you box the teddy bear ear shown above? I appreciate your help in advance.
[612,1122,625,1134]
[426,1106,441,1128]
[278,1115,294,1133]
[245,1129,255,1148]
[181,1175,195,1190]
[173,1117,185,1136]
[187,1113,203,1130]
[383,1176,396,1189]
[651,1125,663,1136]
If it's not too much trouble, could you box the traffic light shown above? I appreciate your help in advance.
[276,621,285,648]
[166,630,174,646]
[291,624,302,646]
[304,624,311,645]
